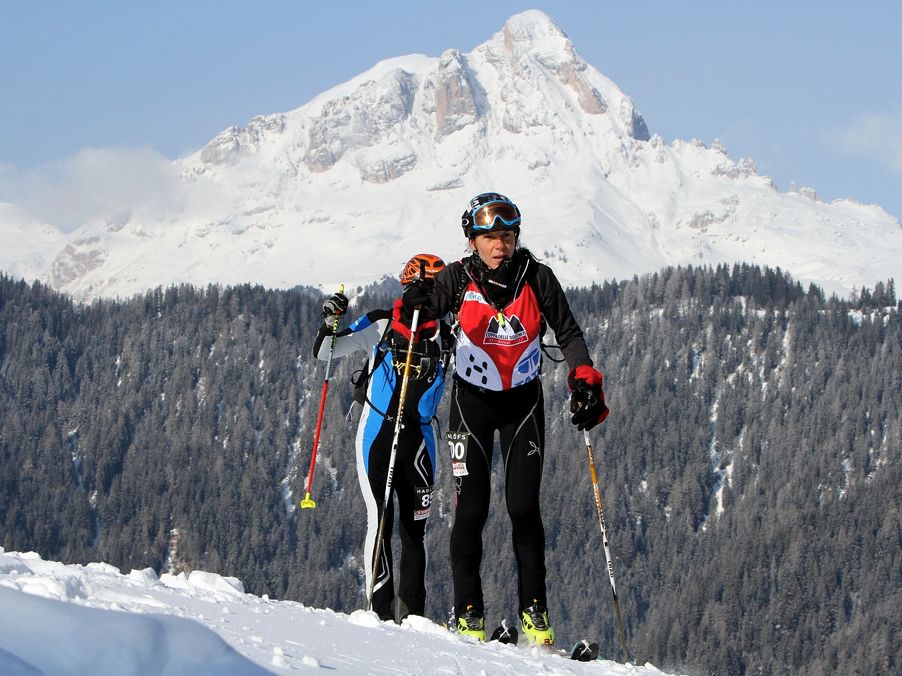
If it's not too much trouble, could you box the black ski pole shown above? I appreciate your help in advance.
[367,305,421,611]
[583,429,630,662]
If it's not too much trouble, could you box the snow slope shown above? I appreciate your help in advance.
[0,548,669,675]
[1,10,899,300]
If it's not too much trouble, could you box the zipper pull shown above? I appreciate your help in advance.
[497,311,506,327]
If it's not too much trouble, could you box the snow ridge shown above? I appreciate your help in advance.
[0,547,668,675]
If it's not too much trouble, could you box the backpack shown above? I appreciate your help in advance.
[351,322,392,409]
[350,318,451,417]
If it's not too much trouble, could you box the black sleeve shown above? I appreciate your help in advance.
[312,324,332,358]
[429,261,465,317]
[531,262,592,371]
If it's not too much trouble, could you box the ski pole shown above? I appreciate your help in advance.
[583,429,630,662]
[300,284,344,510]
[367,304,421,611]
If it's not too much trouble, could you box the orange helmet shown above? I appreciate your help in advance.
[400,253,445,287]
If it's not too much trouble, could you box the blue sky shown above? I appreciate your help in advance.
[2,1,901,221]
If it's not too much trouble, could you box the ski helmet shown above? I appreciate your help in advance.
[400,253,446,287]
[461,192,521,238]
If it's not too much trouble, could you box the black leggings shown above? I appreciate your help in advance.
[361,416,435,621]
[447,376,546,616]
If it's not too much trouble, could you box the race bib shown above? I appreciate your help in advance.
[414,486,433,521]
[446,431,470,477]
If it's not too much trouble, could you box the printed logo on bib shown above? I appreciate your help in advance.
[414,486,433,521]
[462,290,487,304]
[484,314,528,346]
[446,431,470,477]
[462,352,490,386]
[516,346,541,375]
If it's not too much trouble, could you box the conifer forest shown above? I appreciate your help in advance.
[1,265,899,675]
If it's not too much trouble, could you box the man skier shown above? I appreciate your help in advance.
[314,254,450,623]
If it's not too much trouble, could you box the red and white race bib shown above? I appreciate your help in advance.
[455,283,542,390]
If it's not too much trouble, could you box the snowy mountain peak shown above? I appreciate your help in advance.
[1,12,899,301]
[191,9,646,181]
[498,10,575,61]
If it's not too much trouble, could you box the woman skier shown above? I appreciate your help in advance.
[402,193,609,645]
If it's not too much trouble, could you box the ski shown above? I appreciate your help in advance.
[568,639,599,661]
[489,619,518,645]
[488,616,595,661]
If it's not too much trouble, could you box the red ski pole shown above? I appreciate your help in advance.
[300,284,344,509]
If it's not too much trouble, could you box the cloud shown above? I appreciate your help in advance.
[0,147,225,233]
[827,106,902,177]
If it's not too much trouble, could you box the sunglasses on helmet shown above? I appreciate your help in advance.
[470,201,521,231]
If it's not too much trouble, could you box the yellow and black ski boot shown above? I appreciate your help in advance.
[521,600,555,646]
[456,604,486,641]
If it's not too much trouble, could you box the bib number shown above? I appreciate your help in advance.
[414,486,433,521]
[446,431,470,477]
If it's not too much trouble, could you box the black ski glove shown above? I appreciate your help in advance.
[322,292,349,326]
[401,277,434,309]
[568,365,609,431]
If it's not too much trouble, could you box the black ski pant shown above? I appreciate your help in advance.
[359,413,435,622]
[448,376,547,619]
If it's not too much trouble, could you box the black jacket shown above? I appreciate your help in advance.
[428,249,593,373]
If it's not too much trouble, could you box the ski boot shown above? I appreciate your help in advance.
[520,600,555,646]
[456,604,486,641]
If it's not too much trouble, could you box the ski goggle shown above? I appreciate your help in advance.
[470,201,521,232]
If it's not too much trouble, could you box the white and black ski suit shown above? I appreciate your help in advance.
[313,300,449,621]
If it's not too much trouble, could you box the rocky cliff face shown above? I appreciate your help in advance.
[188,10,650,186]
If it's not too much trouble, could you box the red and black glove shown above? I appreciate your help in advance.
[568,365,609,431]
